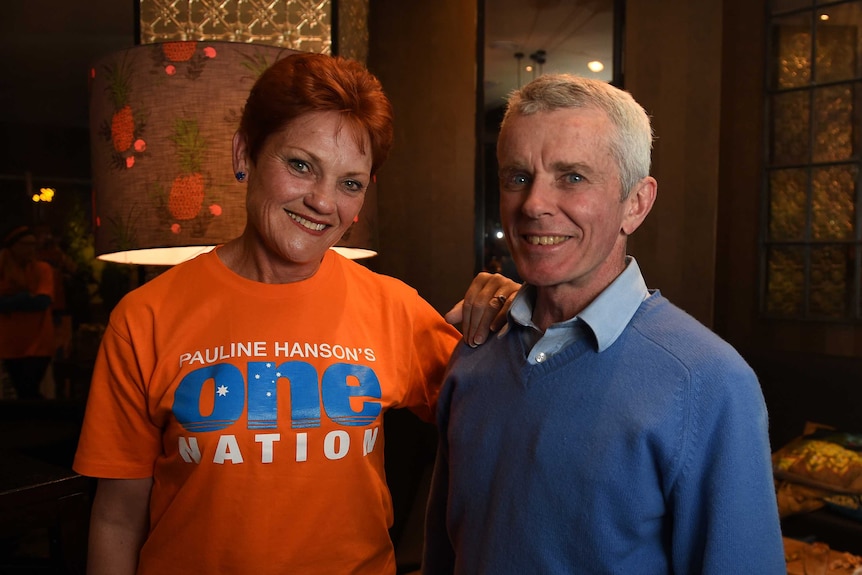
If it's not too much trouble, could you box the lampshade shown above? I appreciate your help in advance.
[89,41,379,265]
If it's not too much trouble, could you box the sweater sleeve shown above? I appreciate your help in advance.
[669,358,786,574]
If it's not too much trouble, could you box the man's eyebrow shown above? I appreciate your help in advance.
[498,163,529,175]
[551,161,592,174]
[497,161,595,177]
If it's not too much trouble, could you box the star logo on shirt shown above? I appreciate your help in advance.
[216,385,229,397]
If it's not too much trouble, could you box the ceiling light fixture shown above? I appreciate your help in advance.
[514,51,524,87]
[588,60,604,73]
[529,49,547,79]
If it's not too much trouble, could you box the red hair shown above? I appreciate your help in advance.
[239,53,394,175]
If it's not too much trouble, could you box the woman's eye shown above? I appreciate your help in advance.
[288,159,310,173]
[343,180,365,193]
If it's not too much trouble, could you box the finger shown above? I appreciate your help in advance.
[459,273,496,345]
[489,293,514,332]
[465,292,507,347]
[462,280,501,346]
[457,273,520,347]
[444,300,465,326]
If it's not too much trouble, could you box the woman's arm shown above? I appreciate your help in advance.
[87,477,153,575]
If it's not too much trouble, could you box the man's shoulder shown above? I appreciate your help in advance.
[628,293,751,374]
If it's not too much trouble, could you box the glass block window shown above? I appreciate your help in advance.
[764,0,862,320]
[139,0,333,52]
[137,0,369,62]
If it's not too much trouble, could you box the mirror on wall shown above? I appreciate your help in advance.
[477,0,621,278]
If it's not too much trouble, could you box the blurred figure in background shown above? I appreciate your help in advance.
[35,224,78,397]
[0,225,55,399]
[35,225,77,333]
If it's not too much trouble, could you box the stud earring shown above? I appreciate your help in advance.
[235,171,246,182]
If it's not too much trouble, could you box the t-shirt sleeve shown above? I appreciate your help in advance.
[73,312,163,479]
[400,292,461,423]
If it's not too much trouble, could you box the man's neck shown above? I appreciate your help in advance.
[531,258,628,332]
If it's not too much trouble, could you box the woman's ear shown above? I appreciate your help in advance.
[621,176,657,236]
[232,132,248,175]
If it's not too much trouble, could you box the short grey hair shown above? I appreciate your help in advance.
[501,74,654,199]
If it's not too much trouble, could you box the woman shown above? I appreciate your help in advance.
[73,52,514,574]
[0,225,55,399]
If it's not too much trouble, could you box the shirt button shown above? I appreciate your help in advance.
[535,352,547,363]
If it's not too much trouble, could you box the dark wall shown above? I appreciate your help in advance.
[623,0,724,329]
[367,0,478,315]
[0,123,92,235]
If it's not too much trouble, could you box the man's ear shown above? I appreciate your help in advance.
[621,176,657,236]
[232,132,248,175]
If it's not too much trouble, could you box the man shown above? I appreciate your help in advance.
[422,75,786,574]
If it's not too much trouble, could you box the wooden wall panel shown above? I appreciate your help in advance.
[714,0,766,350]
[367,0,478,314]
[623,0,724,328]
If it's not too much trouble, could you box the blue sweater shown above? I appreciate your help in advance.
[423,292,786,574]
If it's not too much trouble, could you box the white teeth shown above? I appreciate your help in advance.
[526,235,567,245]
[287,212,326,231]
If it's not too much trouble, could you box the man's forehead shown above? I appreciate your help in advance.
[499,110,612,152]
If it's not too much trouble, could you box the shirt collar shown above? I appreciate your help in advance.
[506,256,649,352]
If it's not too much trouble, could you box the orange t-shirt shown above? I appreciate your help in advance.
[0,259,54,358]
[73,250,461,574]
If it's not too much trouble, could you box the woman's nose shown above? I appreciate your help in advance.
[304,181,337,213]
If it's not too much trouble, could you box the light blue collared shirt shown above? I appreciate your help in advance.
[507,257,651,364]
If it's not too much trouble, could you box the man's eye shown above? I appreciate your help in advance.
[506,174,530,186]
[564,173,584,184]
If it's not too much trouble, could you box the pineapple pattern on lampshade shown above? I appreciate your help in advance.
[106,58,135,153]
[167,118,206,222]
[98,52,147,169]
[90,41,298,265]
